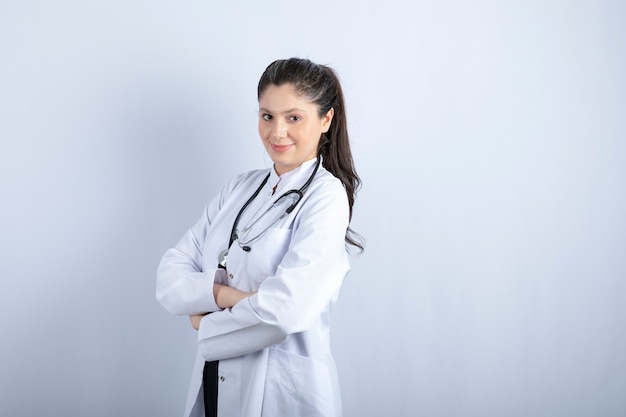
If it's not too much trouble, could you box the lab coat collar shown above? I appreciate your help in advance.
[267,157,319,196]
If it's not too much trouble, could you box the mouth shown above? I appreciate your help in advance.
[270,143,293,153]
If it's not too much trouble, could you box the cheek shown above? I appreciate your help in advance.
[305,127,323,147]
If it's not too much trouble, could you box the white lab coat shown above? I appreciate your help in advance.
[157,158,350,417]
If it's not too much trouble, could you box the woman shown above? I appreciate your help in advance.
[156,57,363,417]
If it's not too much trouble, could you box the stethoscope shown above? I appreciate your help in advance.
[217,156,321,269]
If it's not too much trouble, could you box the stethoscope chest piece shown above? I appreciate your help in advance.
[218,249,229,269]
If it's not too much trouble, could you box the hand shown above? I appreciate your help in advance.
[213,283,256,309]
[189,314,205,331]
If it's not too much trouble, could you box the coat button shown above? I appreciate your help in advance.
[220,376,225,382]
[229,273,234,279]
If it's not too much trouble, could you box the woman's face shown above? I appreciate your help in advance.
[258,83,333,176]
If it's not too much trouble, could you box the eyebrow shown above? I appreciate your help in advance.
[259,107,308,114]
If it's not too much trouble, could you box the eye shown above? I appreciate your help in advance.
[261,113,272,121]
[289,115,301,122]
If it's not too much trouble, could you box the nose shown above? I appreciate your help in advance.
[271,120,287,140]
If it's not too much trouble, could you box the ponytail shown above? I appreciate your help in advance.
[316,66,363,252]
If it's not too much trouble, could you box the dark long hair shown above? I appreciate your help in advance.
[258,58,364,252]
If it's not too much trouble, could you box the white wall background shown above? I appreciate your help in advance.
[1,1,624,416]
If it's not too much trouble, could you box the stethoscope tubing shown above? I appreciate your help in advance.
[219,156,321,268]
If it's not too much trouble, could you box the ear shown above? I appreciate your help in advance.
[321,108,334,133]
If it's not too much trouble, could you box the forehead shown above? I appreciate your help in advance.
[259,84,316,111]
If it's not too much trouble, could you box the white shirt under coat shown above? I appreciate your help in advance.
[156,158,350,417]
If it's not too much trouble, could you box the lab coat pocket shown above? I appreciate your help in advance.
[248,228,292,283]
[262,347,335,417]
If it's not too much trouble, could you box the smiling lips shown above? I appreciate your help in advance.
[270,143,293,153]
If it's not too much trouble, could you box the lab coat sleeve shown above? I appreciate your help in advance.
[197,179,350,361]
[156,192,227,316]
